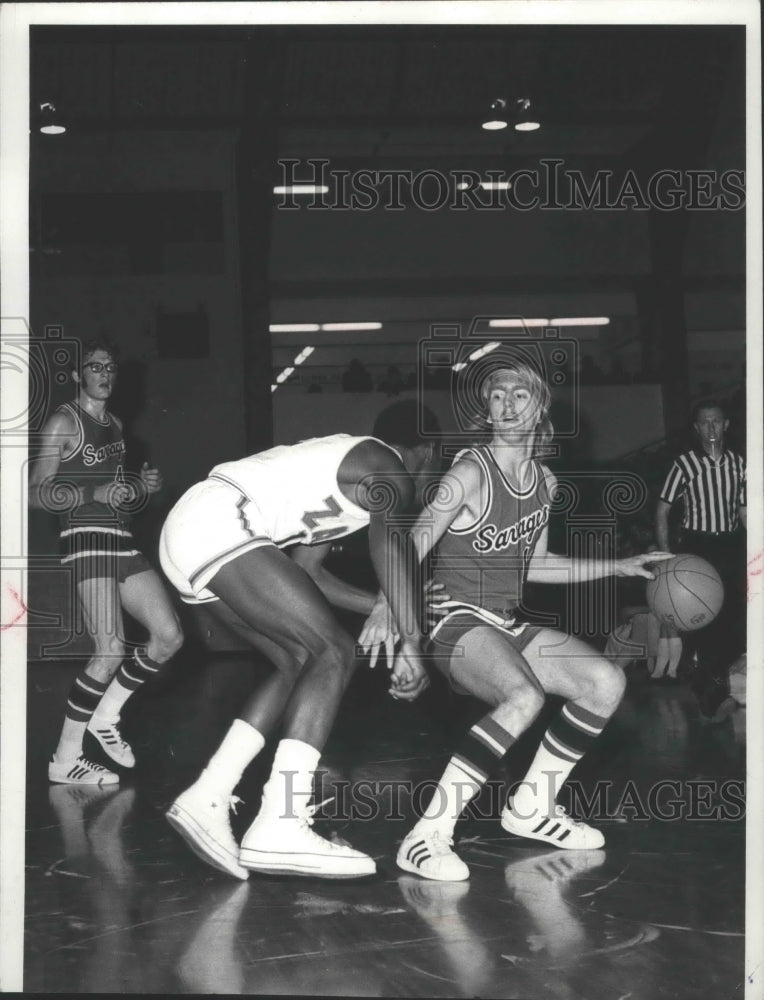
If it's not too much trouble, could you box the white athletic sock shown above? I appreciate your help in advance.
[665,637,683,678]
[259,738,321,821]
[53,718,89,763]
[90,677,132,724]
[415,761,481,839]
[197,719,266,800]
[510,704,608,820]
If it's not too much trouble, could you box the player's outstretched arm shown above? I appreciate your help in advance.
[527,524,673,585]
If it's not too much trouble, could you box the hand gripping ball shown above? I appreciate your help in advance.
[646,554,724,631]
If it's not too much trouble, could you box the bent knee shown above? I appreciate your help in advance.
[586,658,626,706]
[287,624,354,674]
[492,676,545,721]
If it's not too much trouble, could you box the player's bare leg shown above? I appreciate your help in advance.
[87,569,183,769]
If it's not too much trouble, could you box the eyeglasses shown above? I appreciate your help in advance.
[83,362,119,374]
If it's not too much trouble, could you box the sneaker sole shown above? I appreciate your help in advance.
[87,728,136,769]
[500,814,605,851]
[166,803,249,881]
[396,852,469,882]
[48,770,119,786]
[239,846,376,879]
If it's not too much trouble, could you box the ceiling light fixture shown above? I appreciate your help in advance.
[456,180,512,191]
[481,97,509,131]
[269,324,321,333]
[513,97,540,132]
[488,318,550,329]
[38,101,66,135]
[453,341,501,372]
[273,185,329,195]
[549,317,611,327]
[320,322,382,332]
[293,346,315,365]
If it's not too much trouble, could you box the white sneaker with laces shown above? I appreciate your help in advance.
[501,802,605,850]
[166,783,249,880]
[396,827,469,882]
[48,754,119,786]
[239,798,376,878]
[87,719,136,768]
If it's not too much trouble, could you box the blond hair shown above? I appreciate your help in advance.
[480,364,554,453]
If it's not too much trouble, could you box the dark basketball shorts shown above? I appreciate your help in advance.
[425,601,543,695]
[61,526,153,585]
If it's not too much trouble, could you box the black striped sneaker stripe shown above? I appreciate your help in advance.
[408,842,431,865]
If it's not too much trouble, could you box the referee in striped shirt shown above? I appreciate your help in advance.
[655,399,747,721]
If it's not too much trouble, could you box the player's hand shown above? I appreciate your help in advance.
[95,481,132,507]
[359,594,398,668]
[389,646,429,702]
[141,461,163,494]
[425,579,451,618]
[616,551,673,579]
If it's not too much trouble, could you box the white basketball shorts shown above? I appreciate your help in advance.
[159,478,275,603]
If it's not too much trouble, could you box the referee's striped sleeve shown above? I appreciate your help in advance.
[659,462,684,504]
[739,457,746,506]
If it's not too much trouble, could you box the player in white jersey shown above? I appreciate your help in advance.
[360,365,670,881]
[160,402,436,879]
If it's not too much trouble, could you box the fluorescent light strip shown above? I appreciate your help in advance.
[550,317,611,326]
[469,341,501,361]
[453,341,501,372]
[320,322,382,331]
[269,323,382,333]
[293,346,315,365]
[269,324,320,333]
[275,366,295,384]
[456,180,511,191]
[273,185,329,195]
[488,318,549,328]
[481,120,508,131]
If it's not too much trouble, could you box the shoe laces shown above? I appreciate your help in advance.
[295,798,350,852]
[411,827,455,856]
[229,795,244,815]
[297,796,334,827]
[76,755,109,773]
[553,804,586,829]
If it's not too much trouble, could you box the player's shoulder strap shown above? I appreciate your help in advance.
[446,445,493,534]
[55,402,85,461]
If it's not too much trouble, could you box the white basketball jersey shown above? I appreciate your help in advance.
[208,434,391,546]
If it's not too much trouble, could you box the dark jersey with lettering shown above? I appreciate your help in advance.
[56,402,127,527]
[432,446,551,612]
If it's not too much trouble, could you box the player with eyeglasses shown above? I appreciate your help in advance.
[29,339,184,785]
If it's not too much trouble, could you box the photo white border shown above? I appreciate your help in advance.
[1,2,761,994]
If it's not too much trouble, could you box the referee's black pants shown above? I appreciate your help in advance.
[678,528,746,714]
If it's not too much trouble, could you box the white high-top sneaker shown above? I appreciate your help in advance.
[239,799,375,878]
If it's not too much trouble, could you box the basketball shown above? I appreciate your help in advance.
[645,555,724,631]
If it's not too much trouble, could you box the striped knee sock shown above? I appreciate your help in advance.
[418,715,516,837]
[54,671,109,761]
[92,646,162,723]
[511,703,609,819]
